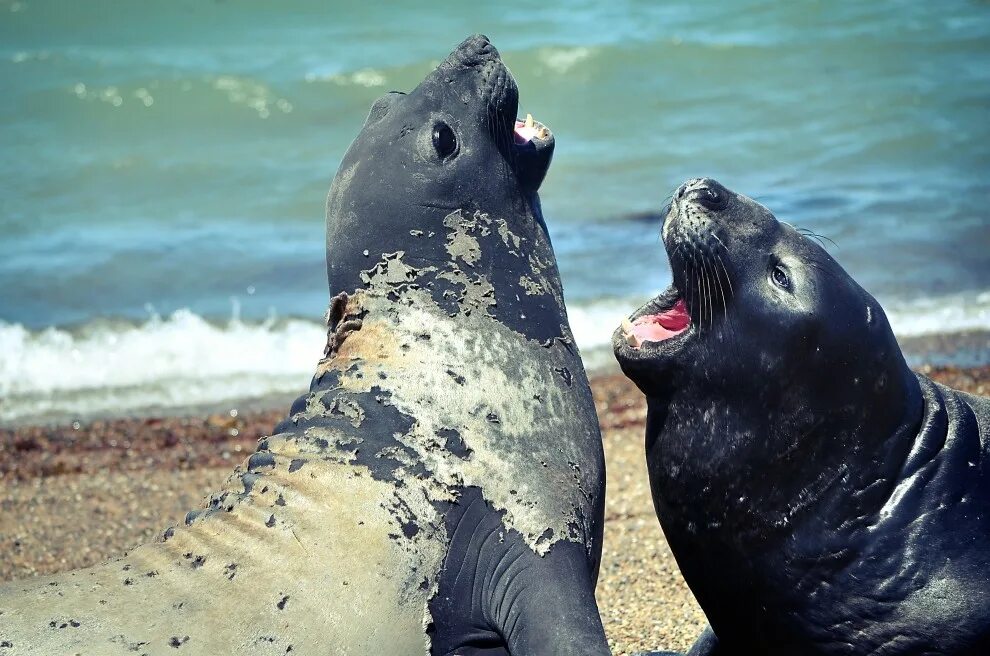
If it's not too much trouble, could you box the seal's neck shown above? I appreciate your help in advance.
[647,362,925,539]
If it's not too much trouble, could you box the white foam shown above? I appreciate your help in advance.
[1,290,987,423]
[882,290,990,337]
[537,46,596,74]
[0,309,325,424]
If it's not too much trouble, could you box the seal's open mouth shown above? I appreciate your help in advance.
[509,112,553,190]
[619,286,691,349]
[621,294,690,348]
[513,113,551,145]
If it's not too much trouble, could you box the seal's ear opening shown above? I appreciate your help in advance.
[364,91,405,126]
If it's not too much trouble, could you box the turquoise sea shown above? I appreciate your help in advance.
[1,0,988,422]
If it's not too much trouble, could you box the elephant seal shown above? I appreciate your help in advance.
[0,35,609,655]
[613,178,990,655]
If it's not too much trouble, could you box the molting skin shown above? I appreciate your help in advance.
[0,35,608,656]
[614,178,990,655]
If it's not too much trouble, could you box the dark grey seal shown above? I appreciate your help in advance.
[614,178,990,656]
[0,35,608,656]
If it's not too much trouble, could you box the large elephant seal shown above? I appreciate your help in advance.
[0,35,609,655]
[614,178,990,655]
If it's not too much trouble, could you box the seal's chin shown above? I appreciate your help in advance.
[511,113,554,190]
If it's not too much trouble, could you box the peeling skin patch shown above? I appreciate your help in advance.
[359,251,420,288]
[442,210,483,266]
[326,287,602,555]
[496,217,521,253]
[437,269,497,314]
[320,394,366,428]
[518,275,544,295]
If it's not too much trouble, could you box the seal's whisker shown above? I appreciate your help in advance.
[706,258,718,332]
[708,255,728,326]
[486,93,509,176]
[715,254,741,353]
[489,98,506,164]
[682,261,696,336]
[694,258,704,338]
[795,226,839,250]
[715,253,733,307]
[711,234,735,299]
[702,255,714,332]
[810,231,837,249]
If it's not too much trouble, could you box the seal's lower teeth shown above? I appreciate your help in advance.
[621,318,640,347]
[525,113,534,128]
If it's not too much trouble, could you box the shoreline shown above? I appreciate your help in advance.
[1,365,987,653]
[1,326,986,427]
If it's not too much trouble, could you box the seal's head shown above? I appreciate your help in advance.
[325,34,561,339]
[613,178,916,487]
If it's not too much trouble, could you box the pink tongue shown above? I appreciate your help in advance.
[631,299,691,342]
[514,120,538,144]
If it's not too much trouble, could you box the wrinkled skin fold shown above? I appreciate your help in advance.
[0,35,608,656]
[614,178,990,656]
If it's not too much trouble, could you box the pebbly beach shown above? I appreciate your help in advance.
[2,364,986,654]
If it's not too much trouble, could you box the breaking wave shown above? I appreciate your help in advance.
[2,290,987,424]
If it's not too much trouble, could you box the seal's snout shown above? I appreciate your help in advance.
[442,33,501,69]
[431,35,554,191]
[677,178,729,211]
[615,177,744,360]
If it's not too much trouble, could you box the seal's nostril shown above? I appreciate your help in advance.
[676,184,687,200]
[454,34,498,65]
[689,181,728,211]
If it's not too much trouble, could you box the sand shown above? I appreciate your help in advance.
[1,365,987,654]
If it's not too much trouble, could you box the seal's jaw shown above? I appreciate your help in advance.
[512,113,554,191]
[615,179,744,375]
[613,285,695,373]
[621,290,691,348]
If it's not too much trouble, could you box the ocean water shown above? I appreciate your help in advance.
[1,0,988,423]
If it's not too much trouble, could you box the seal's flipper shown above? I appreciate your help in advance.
[430,487,610,656]
[685,626,720,656]
[491,540,609,656]
[627,625,718,656]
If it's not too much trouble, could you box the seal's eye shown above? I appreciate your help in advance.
[770,264,790,290]
[432,123,458,160]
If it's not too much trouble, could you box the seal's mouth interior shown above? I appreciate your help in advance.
[513,113,551,145]
[620,287,691,349]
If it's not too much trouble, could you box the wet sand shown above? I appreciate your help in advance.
[1,365,987,654]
